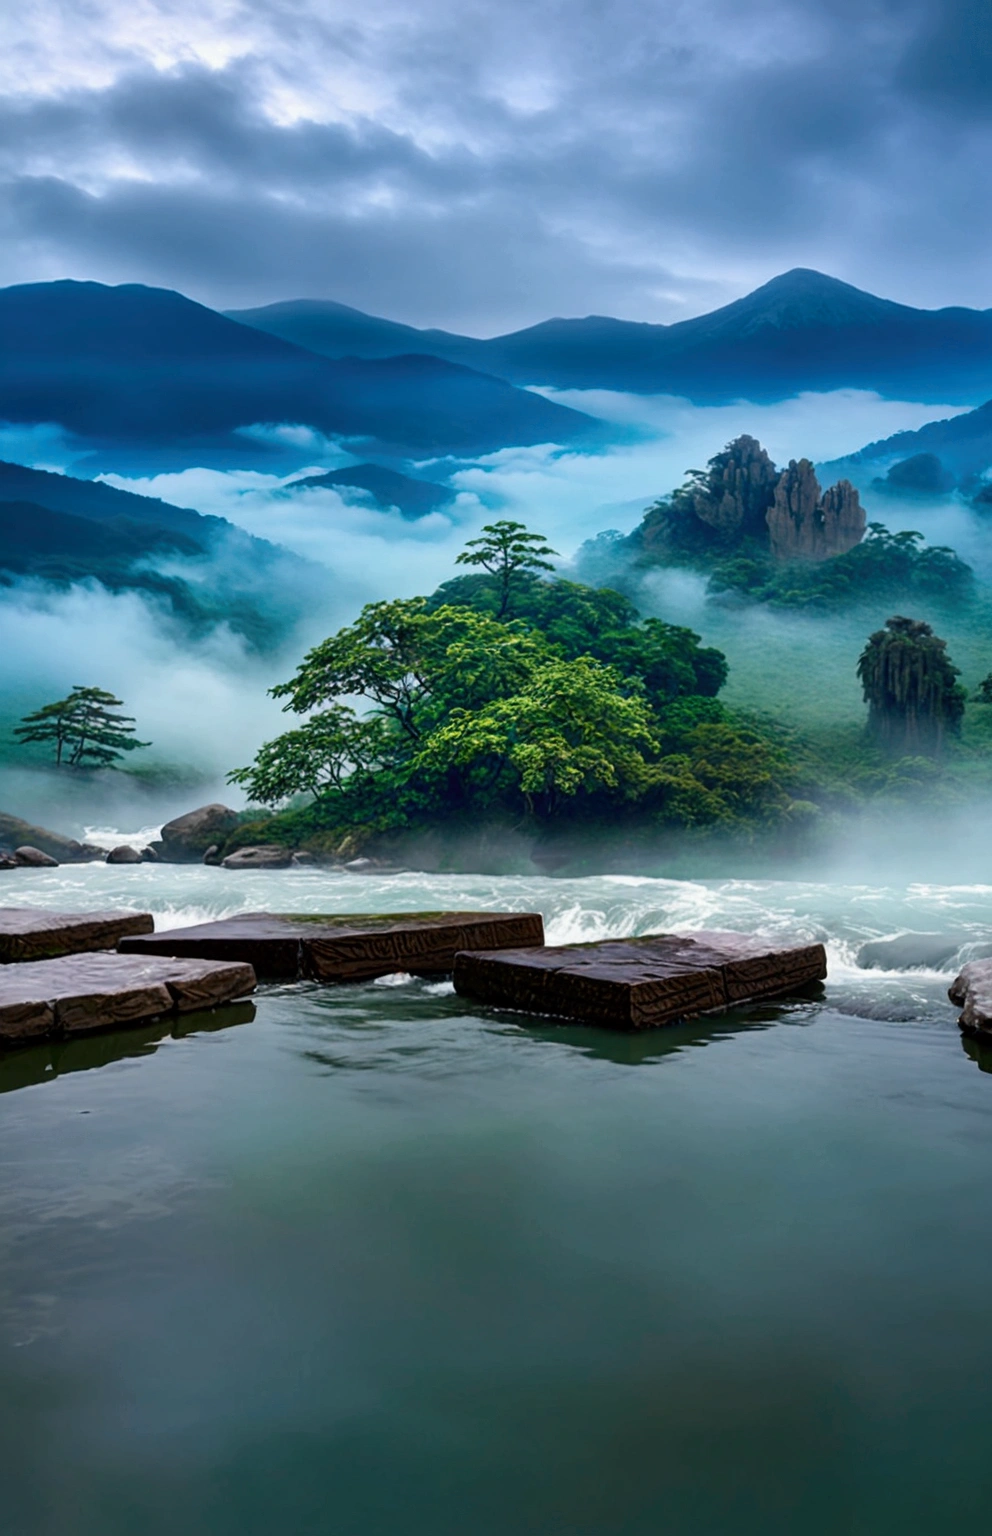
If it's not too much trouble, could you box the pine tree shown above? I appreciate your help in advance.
[857,616,966,755]
[455,521,558,618]
[14,686,149,769]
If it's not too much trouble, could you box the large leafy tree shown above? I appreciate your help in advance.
[14,686,149,769]
[857,616,966,754]
[230,527,795,843]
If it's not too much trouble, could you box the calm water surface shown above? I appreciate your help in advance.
[2,865,992,1534]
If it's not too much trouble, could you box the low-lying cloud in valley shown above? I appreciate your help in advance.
[104,388,969,576]
[0,385,983,834]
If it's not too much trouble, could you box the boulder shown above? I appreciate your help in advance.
[950,961,992,1034]
[202,845,221,866]
[221,845,292,870]
[290,850,315,866]
[106,845,142,865]
[157,804,240,863]
[14,846,59,868]
[139,846,159,863]
[857,932,962,971]
[0,812,100,863]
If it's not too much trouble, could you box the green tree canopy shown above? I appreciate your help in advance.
[230,530,799,846]
[14,686,149,769]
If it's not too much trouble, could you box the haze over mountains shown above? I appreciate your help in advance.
[826,399,992,485]
[0,459,321,646]
[0,281,593,470]
[0,270,989,486]
[231,269,992,406]
[1,265,992,644]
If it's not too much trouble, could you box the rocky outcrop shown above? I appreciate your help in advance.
[14,846,59,867]
[683,434,780,539]
[0,812,100,863]
[766,460,865,562]
[221,845,293,870]
[155,804,240,863]
[106,845,142,865]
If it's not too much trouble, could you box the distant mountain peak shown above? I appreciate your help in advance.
[688,268,906,341]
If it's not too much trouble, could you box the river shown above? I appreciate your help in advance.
[2,863,991,1533]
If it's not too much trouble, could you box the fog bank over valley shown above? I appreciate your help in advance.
[2,382,991,857]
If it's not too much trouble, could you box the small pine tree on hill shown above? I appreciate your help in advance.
[14,686,149,769]
[455,520,558,618]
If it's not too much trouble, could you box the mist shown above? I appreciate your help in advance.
[104,388,964,574]
[0,580,293,836]
[2,384,988,853]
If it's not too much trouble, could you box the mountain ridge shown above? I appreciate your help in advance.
[824,399,992,483]
[0,280,594,465]
[230,269,992,404]
[0,457,324,647]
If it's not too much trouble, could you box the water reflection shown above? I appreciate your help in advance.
[0,1002,257,1095]
[511,994,824,1066]
[960,1031,992,1074]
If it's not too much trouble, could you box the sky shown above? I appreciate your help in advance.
[2,0,991,332]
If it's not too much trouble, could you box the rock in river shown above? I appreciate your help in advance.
[0,812,100,862]
[14,846,59,868]
[858,932,963,971]
[949,962,992,1035]
[155,804,240,863]
[106,846,143,865]
[221,845,293,870]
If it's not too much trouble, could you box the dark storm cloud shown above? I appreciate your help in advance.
[1,0,990,328]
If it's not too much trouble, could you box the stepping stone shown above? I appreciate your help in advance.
[453,930,827,1031]
[120,910,545,981]
[0,953,256,1046]
[0,907,154,963]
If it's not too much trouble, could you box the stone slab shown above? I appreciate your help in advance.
[0,953,256,1046]
[949,960,992,1036]
[453,929,827,1031]
[0,907,154,963]
[120,911,546,982]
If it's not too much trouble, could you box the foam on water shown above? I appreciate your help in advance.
[3,859,988,1022]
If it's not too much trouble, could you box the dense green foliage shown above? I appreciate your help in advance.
[708,525,973,609]
[231,540,800,847]
[857,617,966,755]
[14,686,149,769]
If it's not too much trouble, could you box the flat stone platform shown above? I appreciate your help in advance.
[0,907,154,963]
[120,910,546,982]
[0,953,256,1046]
[453,930,827,1031]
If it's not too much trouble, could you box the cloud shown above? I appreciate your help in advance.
[104,388,966,569]
[0,1,989,328]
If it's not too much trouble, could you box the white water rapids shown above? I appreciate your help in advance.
[6,859,991,1024]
